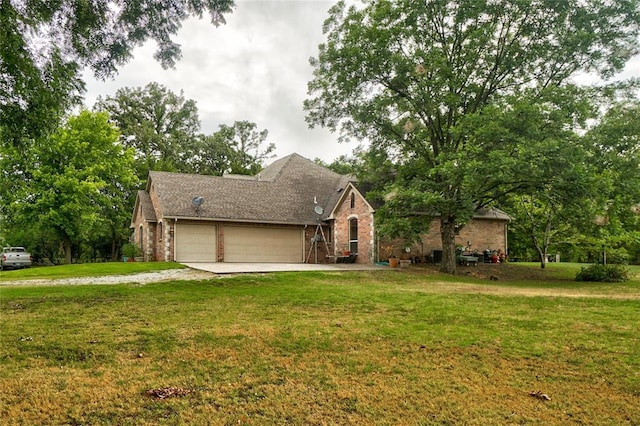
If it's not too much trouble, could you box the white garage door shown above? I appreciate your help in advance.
[175,223,217,262]
[224,226,303,263]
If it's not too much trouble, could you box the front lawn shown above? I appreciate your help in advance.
[1,269,638,424]
[0,261,185,282]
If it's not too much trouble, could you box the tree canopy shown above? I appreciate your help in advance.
[94,83,275,179]
[506,100,640,266]
[1,0,235,146]
[186,121,275,176]
[94,82,201,178]
[1,111,138,263]
[305,0,640,272]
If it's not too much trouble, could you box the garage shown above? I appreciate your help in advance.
[175,223,217,262]
[224,226,303,263]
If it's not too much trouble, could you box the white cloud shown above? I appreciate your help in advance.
[82,0,639,164]
[82,0,355,163]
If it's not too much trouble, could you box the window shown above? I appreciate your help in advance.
[138,225,144,255]
[349,218,358,254]
[350,192,355,209]
[158,222,163,241]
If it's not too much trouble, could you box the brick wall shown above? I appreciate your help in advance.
[137,181,380,264]
[145,223,155,261]
[142,217,328,264]
[167,219,175,261]
[136,184,505,265]
[130,202,155,261]
[397,218,508,260]
[333,187,375,264]
[153,221,169,262]
[130,185,177,262]
[304,224,332,264]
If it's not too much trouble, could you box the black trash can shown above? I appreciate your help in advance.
[432,249,443,264]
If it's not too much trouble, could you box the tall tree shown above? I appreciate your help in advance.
[184,121,274,176]
[582,101,640,263]
[305,0,640,273]
[94,82,201,179]
[1,0,234,147]
[2,111,138,264]
[95,84,274,178]
[217,121,275,175]
[507,100,640,267]
[314,154,360,175]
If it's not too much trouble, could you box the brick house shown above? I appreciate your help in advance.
[387,209,512,263]
[131,153,375,264]
[131,153,509,264]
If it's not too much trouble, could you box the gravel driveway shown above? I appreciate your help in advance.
[0,268,217,287]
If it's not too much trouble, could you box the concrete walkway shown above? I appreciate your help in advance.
[182,262,385,274]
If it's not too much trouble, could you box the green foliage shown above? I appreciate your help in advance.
[314,154,359,175]
[192,120,275,176]
[1,0,235,148]
[94,82,201,179]
[94,84,274,179]
[1,111,138,264]
[121,243,142,259]
[0,225,63,266]
[582,101,640,250]
[305,0,640,273]
[575,264,631,283]
[506,100,640,267]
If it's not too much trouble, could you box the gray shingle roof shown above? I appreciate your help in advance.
[148,153,354,225]
[136,190,157,222]
[474,207,511,221]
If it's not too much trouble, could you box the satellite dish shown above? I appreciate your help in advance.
[192,197,205,216]
[192,196,204,207]
[314,205,324,215]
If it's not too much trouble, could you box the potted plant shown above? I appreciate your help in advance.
[381,244,399,268]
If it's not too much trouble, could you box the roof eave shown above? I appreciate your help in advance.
[162,215,318,226]
[327,182,375,219]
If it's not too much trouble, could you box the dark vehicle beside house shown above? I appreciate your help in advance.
[1,247,32,270]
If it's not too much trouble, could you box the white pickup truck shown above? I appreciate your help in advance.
[1,247,33,270]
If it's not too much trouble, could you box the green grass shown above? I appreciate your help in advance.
[1,268,638,425]
[0,261,185,281]
[503,261,639,280]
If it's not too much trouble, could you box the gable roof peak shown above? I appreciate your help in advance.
[257,152,343,182]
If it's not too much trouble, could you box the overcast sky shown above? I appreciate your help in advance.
[82,0,640,165]
[82,0,352,164]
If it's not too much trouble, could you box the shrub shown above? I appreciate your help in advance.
[575,264,631,282]
[121,243,142,258]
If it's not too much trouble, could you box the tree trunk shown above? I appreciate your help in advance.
[110,227,119,261]
[63,237,72,264]
[440,216,457,274]
[111,237,117,261]
[536,247,547,269]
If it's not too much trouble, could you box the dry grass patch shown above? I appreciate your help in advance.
[1,271,639,424]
